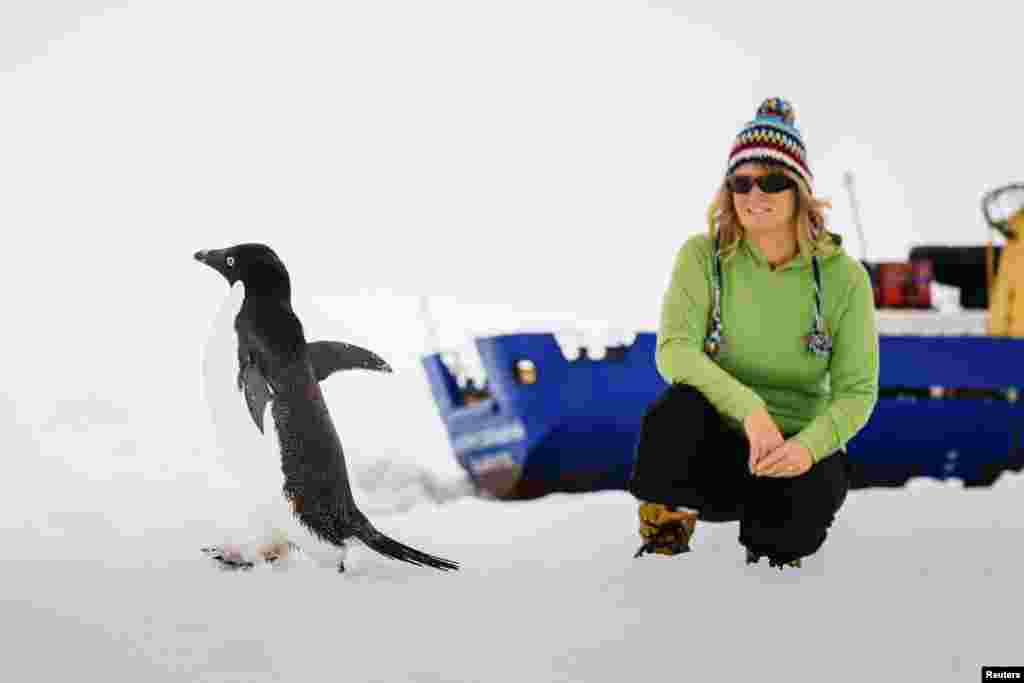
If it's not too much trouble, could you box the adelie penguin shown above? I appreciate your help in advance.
[195,243,458,573]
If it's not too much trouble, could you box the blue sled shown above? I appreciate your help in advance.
[423,333,1024,499]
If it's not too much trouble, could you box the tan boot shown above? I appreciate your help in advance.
[635,502,698,557]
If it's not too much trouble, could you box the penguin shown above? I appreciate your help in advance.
[195,243,458,572]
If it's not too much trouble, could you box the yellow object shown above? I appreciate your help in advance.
[988,210,1024,337]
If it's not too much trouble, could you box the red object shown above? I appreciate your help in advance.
[878,262,911,308]
[874,260,933,309]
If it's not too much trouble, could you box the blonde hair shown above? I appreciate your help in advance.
[706,162,836,261]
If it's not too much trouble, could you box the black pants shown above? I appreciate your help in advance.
[629,384,849,563]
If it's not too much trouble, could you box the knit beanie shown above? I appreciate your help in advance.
[726,97,813,193]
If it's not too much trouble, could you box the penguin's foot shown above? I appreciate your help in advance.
[202,531,302,571]
[203,545,256,571]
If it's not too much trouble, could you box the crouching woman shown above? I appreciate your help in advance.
[629,98,879,569]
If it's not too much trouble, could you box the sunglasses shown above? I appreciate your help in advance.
[728,173,796,194]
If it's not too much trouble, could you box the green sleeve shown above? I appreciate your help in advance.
[655,236,767,424]
[793,264,880,463]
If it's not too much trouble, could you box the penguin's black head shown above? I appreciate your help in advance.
[194,243,289,290]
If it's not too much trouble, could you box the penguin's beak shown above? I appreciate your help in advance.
[194,248,237,285]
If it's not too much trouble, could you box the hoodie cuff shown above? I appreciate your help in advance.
[792,425,834,465]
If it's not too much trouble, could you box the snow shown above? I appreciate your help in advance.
[4,448,1023,682]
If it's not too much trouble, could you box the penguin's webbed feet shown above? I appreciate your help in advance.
[203,546,255,571]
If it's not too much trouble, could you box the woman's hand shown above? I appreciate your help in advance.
[753,440,814,478]
[743,407,785,474]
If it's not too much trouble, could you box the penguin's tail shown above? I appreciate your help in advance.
[355,522,459,572]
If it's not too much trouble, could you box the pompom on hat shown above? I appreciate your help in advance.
[726,97,813,193]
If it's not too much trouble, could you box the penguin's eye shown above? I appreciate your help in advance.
[226,256,235,267]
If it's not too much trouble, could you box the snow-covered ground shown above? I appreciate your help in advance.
[2,290,1022,682]
[4,452,1022,682]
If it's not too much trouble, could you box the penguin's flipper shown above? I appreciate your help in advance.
[239,363,272,434]
[308,341,393,382]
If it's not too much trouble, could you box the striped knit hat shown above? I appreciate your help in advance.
[726,97,813,193]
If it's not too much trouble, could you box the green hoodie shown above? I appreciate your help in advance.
[656,233,879,463]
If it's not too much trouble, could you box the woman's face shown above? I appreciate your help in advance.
[730,162,798,236]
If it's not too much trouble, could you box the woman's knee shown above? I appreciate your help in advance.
[641,384,715,435]
[631,385,725,504]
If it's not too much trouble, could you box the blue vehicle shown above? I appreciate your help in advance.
[422,328,1024,499]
